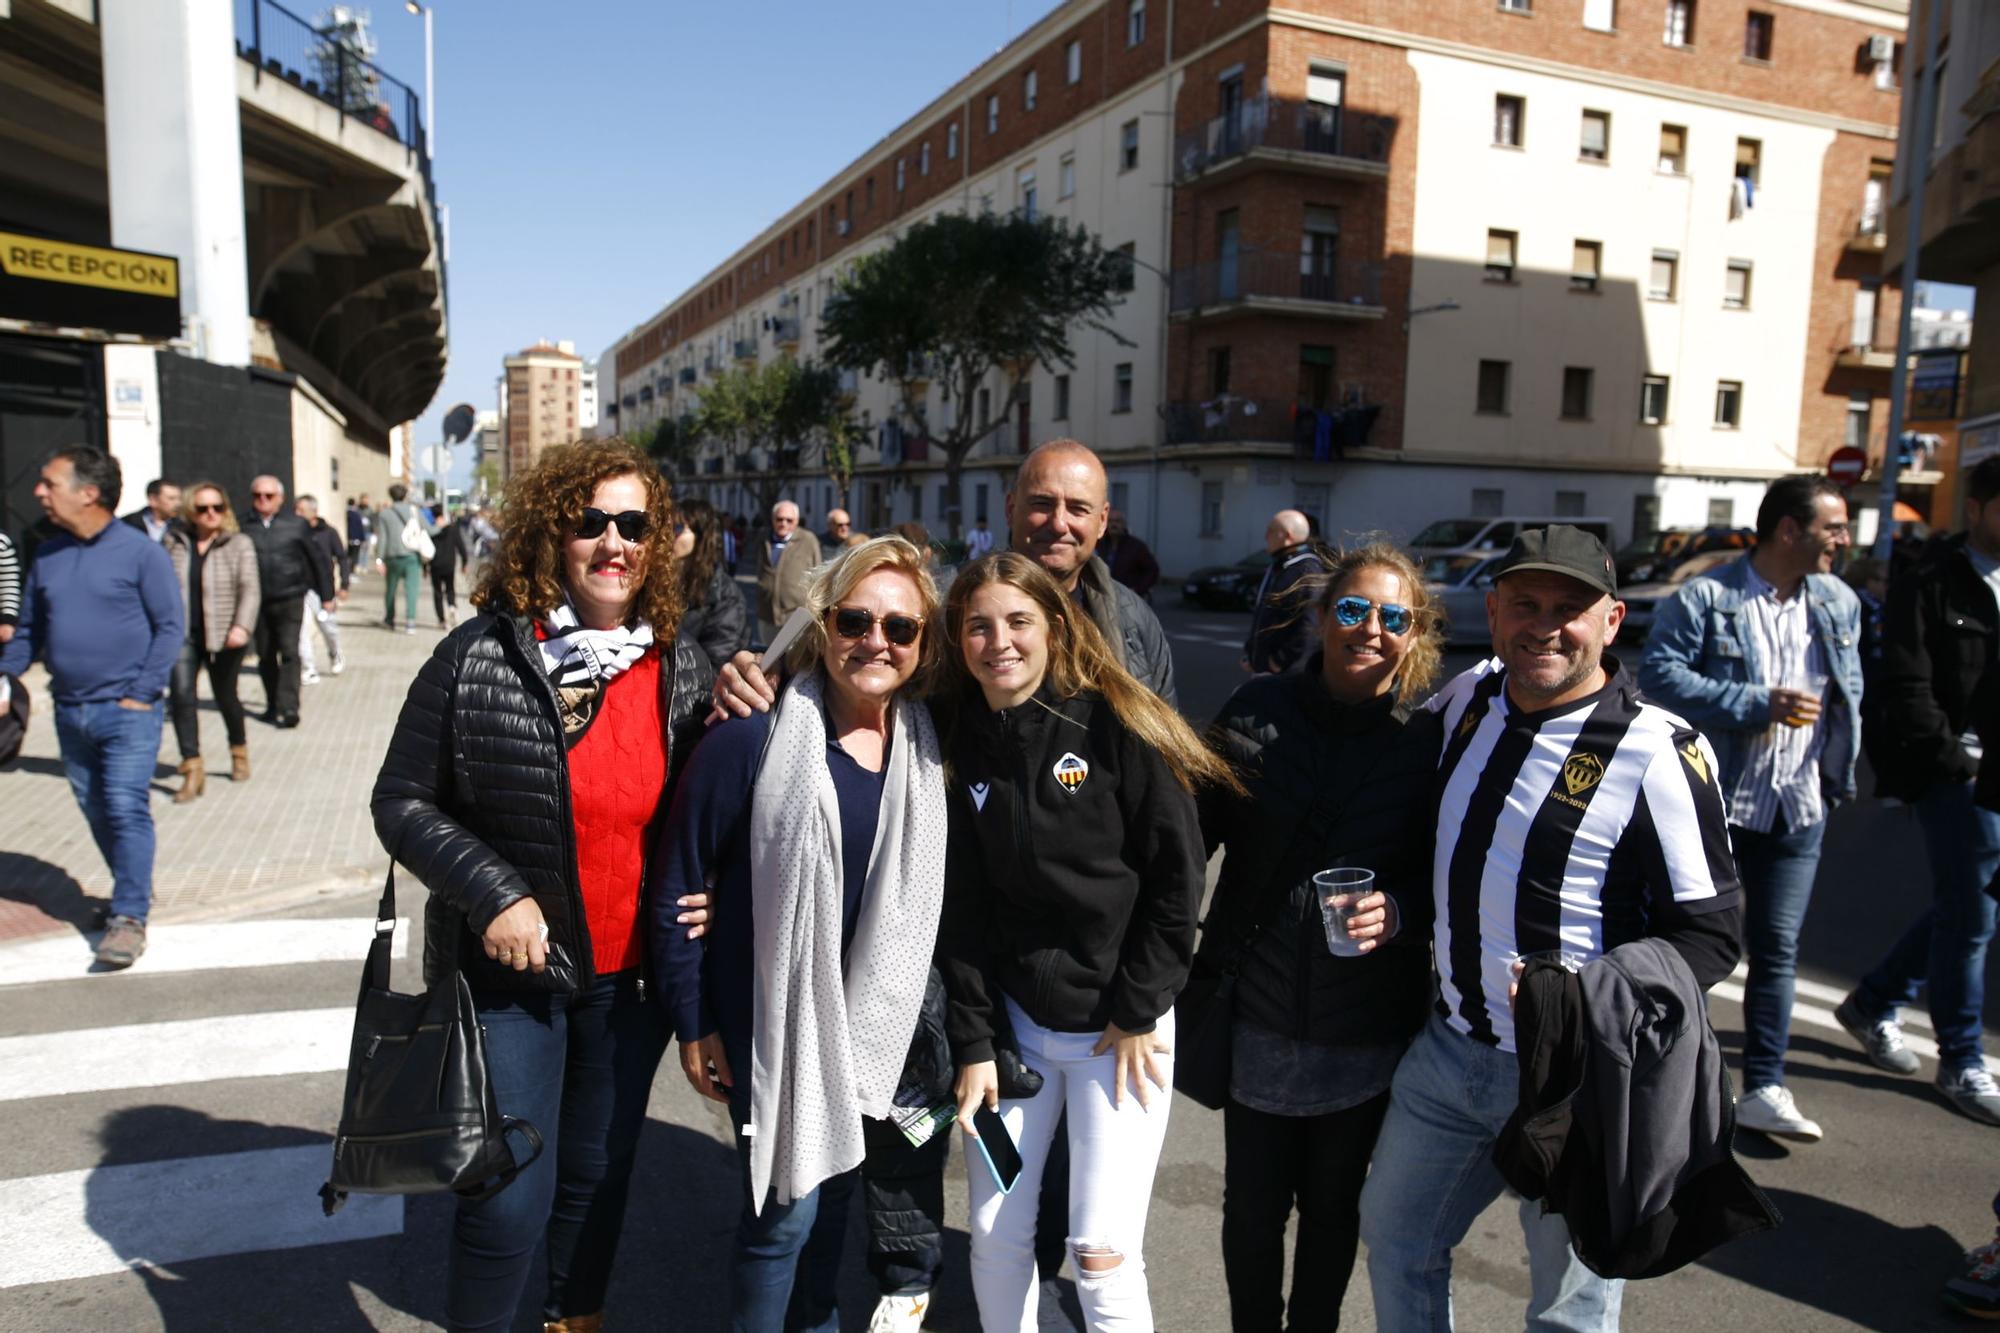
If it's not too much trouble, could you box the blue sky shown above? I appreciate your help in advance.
[361,0,1066,487]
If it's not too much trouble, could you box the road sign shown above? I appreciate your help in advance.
[1827,446,1867,485]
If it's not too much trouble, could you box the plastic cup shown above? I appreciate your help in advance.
[1784,671,1830,729]
[1315,868,1375,958]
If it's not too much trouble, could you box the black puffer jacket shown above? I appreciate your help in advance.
[243,511,333,603]
[1195,658,1441,1047]
[678,564,750,669]
[372,612,713,996]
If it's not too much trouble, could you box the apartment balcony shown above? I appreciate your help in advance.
[772,317,801,347]
[679,365,698,385]
[1169,251,1385,323]
[1847,209,1888,254]
[703,354,720,376]
[733,338,759,363]
[1836,342,1897,370]
[1163,396,1382,452]
[702,457,723,475]
[1174,97,1395,188]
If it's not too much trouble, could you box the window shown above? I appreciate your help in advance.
[1649,250,1678,301]
[865,176,876,212]
[1299,345,1335,411]
[1066,39,1082,84]
[1499,0,1530,11]
[947,123,959,159]
[1485,229,1517,282]
[977,386,991,429]
[987,94,1000,134]
[1658,123,1687,172]
[1580,109,1610,162]
[895,158,906,193]
[1743,10,1773,61]
[1555,490,1587,517]
[1664,0,1694,46]
[1477,359,1512,414]
[1305,62,1345,151]
[1707,497,1735,526]
[1714,380,1742,428]
[1127,0,1146,47]
[1735,137,1761,188]
[975,482,990,521]
[1724,259,1752,309]
[1110,481,1130,514]
[1570,240,1602,292]
[1845,392,1871,449]
[920,142,931,176]
[1113,362,1134,413]
[1024,69,1038,111]
[1583,0,1616,31]
[1874,41,1901,91]
[1640,375,1671,424]
[1931,56,1949,155]
[1494,94,1525,147]
[1472,487,1506,518]
[1120,119,1140,171]
[1561,366,1594,419]
[1200,481,1224,535]
[1302,206,1339,299]
[1054,374,1071,420]
[1862,159,1891,233]
[1208,345,1232,396]
[1018,167,1037,221]
[1113,241,1137,292]
[1059,153,1076,199]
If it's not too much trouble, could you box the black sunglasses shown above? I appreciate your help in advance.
[575,507,649,541]
[829,607,925,647]
[1331,595,1415,636]
[193,503,227,515]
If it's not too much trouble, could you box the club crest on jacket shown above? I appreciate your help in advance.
[1052,752,1089,794]
[969,781,991,811]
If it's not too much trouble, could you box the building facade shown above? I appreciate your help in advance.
[604,0,1908,562]
[501,341,584,478]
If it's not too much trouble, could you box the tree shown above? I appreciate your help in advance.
[820,210,1131,538]
[697,358,856,517]
[471,459,501,501]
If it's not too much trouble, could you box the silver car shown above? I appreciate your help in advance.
[1425,552,1504,647]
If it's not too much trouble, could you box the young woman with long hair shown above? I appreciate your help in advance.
[673,496,749,667]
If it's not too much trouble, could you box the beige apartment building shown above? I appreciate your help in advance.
[500,340,584,478]
[603,0,1910,561]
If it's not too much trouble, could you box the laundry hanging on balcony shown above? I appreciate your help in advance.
[1292,404,1381,460]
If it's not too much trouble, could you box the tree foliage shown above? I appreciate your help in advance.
[820,210,1131,536]
[684,357,856,515]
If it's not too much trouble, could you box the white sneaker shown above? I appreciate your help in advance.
[330,657,346,676]
[301,668,322,685]
[866,1292,930,1333]
[1736,1083,1823,1142]
[1938,1065,2000,1127]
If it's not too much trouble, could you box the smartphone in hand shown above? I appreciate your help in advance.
[971,1104,1023,1194]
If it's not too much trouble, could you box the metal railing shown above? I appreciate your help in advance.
[1174,96,1396,182]
[679,366,698,384]
[733,338,759,361]
[234,0,420,148]
[1170,250,1384,313]
[771,317,801,343]
[1164,397,1381,452]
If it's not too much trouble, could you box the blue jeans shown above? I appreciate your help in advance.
[1856,780,2000,1071]
[446,971,668,1333]
[54,698,164,923]
[1358,1014,1623,1333]
[723,1039,858,1333]
[1731,815,1828,1091]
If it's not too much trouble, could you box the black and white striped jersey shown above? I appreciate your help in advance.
[1426,656,1741,1052]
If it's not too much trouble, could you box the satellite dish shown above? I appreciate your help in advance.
[442,402,477,443]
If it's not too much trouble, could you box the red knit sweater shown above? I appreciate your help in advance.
[567,650,664,976]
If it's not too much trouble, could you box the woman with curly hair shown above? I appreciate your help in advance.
[1196,541,1444,1331]
[372,438,714,1333]
[673,496,749,668]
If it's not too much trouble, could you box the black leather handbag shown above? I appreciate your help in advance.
[319,867,542,1215]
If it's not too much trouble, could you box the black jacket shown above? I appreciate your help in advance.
[678,564,750,669]
[1872,536,1999,802]
[1195,662,1440,1048]
[305,518,349,591]
[244,511,333,603]
[1076,556,1177,706]
[371,612,714,997]
[1243,544,1325,674]
[939,687,1205,1060]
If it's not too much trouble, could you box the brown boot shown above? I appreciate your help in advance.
[543,1317,603,1333]
[230,745,251,783]
[174,757,205,803]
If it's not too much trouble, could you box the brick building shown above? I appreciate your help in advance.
[605,0,1910,560]
[500,341,583,479]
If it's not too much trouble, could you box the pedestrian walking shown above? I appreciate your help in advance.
[1641,475,1861,1141]
[375,483,425,633]
[1837,456,2000,1127]
[1096,508,1160,601]
[754,498,821,643]
[1243,509,1326,675]
[1357,524,1743,1332]
[372,439,713,1333]
[0,529,19,644]
[821,506,853,551]
[652,535,947,1333]
[347,494,372,571]
[428,508,469,630]
[163,483,260,800]
[964,517,995,560]
[121,477,181,544]
[673,497,749,669]
[0,447,182,968]
[1198,542,1444,1331]
[241,476,332,729]
[294,495,349,681]
[939,551,1232,1332]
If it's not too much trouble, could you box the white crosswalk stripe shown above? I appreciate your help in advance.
[0,917,407,988]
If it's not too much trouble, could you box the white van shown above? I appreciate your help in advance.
[1408,515,1615,559]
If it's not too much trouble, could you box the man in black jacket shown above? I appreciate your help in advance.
[1242,509,1324,674]
[242,475,332,728]
[1838,458,2000,1126]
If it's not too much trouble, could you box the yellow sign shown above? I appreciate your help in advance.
[1563,753,1605,797]
[0,231,179,299]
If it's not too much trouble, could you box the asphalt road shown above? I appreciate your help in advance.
[0,599,1995,1331]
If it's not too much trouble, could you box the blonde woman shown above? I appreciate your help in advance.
[163,483,261,799]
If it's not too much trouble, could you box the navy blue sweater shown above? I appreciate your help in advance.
[649,700,886,1054]
[0,518,181,704]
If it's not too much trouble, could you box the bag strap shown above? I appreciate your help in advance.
[453,1116,547,1202]
[367,864,398,993]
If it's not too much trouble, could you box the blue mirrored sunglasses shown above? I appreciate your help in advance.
[1331,595,1414,636]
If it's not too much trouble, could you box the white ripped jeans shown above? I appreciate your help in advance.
[967,996,1175,1333]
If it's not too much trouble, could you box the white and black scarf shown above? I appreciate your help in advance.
[536,601,654,743]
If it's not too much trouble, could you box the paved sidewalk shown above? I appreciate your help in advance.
[0,583,452,943]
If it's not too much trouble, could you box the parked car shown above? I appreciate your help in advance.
[1410,514,1614,560]
[1181,550,1270,610]
[1617,549,1747,641]
[1616,526,1753,585]
[1425,551,1505,647]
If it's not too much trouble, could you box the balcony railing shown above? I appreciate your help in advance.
[771,317,801,344]
[1174,96,1395,183]
[734,338,759,361]
[1170,250,1384,316]
[1164,397,1383,453]
[234,0,421,150]
[679,366,698,384]
[703,355,720,375]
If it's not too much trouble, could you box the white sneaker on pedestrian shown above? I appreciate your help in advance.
[1735,1083,1823,1142]
[301,668,321,685]
[1937,1065,2000,1127]
[330,656,346,675]
[866,1292,929,1333]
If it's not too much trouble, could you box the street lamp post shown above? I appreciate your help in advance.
[405,1,434,155]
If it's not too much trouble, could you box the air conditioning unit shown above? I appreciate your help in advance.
[1866,34,1895,63]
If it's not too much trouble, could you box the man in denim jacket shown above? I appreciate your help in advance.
[1641,475,1861,1141]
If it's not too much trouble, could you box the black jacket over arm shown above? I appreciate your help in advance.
[371,612,713,996]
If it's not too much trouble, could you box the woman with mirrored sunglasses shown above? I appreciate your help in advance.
[372,439,714,1333]
[1193,541,1445,1331]
[650,535,952,1333]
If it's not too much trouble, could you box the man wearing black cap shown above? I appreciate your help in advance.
[1357,524,1744,1331]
